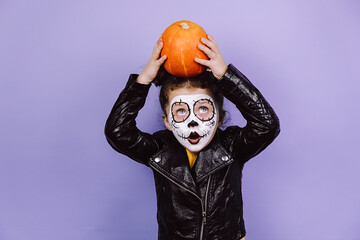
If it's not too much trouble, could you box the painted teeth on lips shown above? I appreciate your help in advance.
[187,132,201,144]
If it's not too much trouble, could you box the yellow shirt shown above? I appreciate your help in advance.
[186,149,198,168]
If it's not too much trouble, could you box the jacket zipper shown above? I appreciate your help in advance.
[199,175,212,240]
[150,162,212,240]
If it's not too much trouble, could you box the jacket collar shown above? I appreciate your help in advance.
[149,130,234,194]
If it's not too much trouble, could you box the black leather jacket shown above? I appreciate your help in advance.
[105,64,280,240]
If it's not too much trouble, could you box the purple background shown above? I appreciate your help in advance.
[1,0,359,239]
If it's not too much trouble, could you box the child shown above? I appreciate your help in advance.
[105,35,280,240]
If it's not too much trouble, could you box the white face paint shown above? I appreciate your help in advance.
[168,94,218,152]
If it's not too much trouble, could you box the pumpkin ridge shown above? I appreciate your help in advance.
[180,48,188,77]
[164,32,177,75]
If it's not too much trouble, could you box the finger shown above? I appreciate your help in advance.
[156,54,167,65]
[207,34,217,44]
[151,38,163,60]
[153,37,163,50]
[198,43,216,59]
[194,57,211,67]
[202,35,220,54]
[200,37,216,50]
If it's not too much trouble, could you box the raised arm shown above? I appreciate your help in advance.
[104,38,167,165]
[104,76,158,165]
[195,34,280,161]
[218,64,280,161]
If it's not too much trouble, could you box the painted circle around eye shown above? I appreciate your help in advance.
[171,102,190,123]
[193,98,215,121]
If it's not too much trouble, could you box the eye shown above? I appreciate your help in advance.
[199,106,208,113]
[177,109,186,115]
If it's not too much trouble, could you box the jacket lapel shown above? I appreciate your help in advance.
[191,141,234,183]
[149,142,198,194]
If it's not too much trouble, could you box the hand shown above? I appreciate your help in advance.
[194,34,227,80]
[136,37,167,85]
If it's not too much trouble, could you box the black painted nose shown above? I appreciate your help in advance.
[188,120,199,128]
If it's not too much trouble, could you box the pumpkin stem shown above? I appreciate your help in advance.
[180,22,190,30]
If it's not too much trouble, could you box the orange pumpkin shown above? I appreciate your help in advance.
[161,20,209,78]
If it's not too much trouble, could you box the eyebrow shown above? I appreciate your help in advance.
[173,98,213,103]
[196,98,212,103]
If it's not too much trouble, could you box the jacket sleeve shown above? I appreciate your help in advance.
[217,64,280,162]
[104,74,161,166]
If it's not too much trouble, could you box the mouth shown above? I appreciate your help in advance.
[187,132,201,144]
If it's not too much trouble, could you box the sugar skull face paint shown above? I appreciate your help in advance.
[168,94,218,152]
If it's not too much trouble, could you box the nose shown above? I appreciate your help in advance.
[187,120,199,128]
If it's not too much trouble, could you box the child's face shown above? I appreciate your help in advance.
[162,87,221,153]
